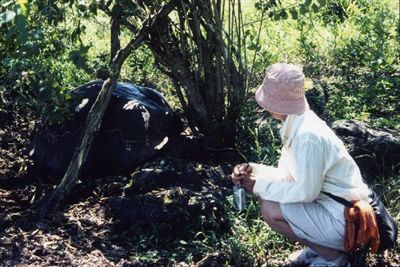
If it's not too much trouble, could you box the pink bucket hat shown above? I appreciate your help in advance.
[255,63,309,115]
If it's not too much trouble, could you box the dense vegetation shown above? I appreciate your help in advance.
[1,0,399,266]
[2,0,398,130]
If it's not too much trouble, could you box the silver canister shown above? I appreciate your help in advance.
[233,185,246,211]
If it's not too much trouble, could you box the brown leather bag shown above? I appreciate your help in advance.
[322,191,393,253]
[344,200,380,253]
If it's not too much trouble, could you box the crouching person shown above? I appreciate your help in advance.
[231,63,373,267]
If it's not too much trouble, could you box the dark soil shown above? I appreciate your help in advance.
[0,108,234,266]
[0,108,399,267]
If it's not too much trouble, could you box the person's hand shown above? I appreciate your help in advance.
[231,163,252,184]
[231,163,256,193]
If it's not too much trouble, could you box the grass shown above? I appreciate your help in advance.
[124,107,400,265]
[125,172,400,266]
[127,193,296,266]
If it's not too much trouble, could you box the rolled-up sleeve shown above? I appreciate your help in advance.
[252,138,325,203]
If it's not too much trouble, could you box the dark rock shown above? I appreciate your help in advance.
[30,81,183,177]
[165,135,243,164]
[108,158,233,235]
[332,120,400,179]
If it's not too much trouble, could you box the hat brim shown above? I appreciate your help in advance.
[255,84,309,115]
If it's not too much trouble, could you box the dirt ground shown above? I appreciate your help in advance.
[0,108,233,266]
[0,108,399,267]
[0,109,140,266]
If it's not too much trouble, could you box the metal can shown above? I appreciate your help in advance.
[233,185,246,211]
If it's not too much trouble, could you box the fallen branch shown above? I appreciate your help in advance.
[33,0,179,218]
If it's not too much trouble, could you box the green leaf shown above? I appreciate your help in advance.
[289,8,298,20]
[22,41,39,55]
[69,44,90,69]
[280,10,288,20]
[248,43,261,51]
[89,1,98,14]
[77,3,87,13]
[15,14,28,43]
[305,0,312,7]
[17,0,28,17]
[300,4,307,15]
[6,26,16,39]
[32,29,44,40]
[0,10,16,25]
[311,3,319,12]
[1,0,14,8]
[318,0,326,6]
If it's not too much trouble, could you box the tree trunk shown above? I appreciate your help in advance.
[145,0,246,146]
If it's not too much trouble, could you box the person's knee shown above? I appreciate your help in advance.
[259,200,284,226]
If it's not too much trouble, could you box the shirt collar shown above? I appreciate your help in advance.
[280,111,307,147]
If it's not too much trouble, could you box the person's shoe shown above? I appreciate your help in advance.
[288,248,319,266]
[309,253,351,267]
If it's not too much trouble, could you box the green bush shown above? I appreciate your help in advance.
[310,0,398,127]
[0,3,92,123]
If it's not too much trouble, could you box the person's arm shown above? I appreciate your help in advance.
[252,139,326,203]
[249,163,293,182]
[231,162,290,193]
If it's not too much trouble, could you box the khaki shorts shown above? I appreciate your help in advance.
[280,200,345,251]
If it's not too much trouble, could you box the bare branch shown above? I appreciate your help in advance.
[112,0,179,70]
[110,5,122,61]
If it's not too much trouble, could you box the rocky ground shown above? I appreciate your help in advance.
[0,108,235,266]
[0,108,399,266]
